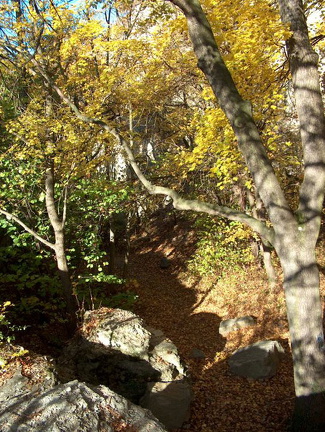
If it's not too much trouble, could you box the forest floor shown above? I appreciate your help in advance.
[2,213,325,431]
[128,214,325,432]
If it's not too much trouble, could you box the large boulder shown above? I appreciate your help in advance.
[84,308,152,359]
[0,380,167,432]
[57,308,192,430]
[219,316,257,336]
[228,340,285,379]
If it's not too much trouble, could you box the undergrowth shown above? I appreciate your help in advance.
[188,216,254,276]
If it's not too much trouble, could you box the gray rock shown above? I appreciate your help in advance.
[57,339,160,404]
[147,326,165,348]
[84,308,151,359]
[219,315,257,336]
[140,380,192,430]
[228,340,285,379]
[147,329,186,381]
[0,366,30,408]
[0,357,57,413]
[152,339,185,375]
[0,380,167,432]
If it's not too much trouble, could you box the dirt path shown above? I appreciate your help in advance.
[128,218,295,432]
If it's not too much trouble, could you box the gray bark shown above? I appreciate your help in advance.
[247,190,278,287]
[276,2,325,426]
[168,0,325,426]
[45,162,76,327]
[261,244,277,288]
[281,243,324,394]
[278,0,325,240]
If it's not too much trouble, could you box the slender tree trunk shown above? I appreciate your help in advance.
[45,163,77,330]
[122,212,131,279]
[254,197,277,287]
[54,229,76,322]
[108,226,115,274]
[247,190,277,286]
[261,244,277,287]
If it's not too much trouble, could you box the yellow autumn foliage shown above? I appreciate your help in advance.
[0,0,322,200]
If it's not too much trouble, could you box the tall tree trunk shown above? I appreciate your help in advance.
[168,0,325,429]
[276,1,325,428]
[277,235,325,430]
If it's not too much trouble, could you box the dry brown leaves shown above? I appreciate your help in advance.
[128,220,299,432]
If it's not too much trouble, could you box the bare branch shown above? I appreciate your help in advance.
[116,132,275,244]
[0,208,55,250]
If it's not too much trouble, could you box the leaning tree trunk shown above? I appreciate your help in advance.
[168,0,325,429]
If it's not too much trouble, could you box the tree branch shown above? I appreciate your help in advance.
[0,208,55,250]
[117,133,275,244]
[30,60,275,244]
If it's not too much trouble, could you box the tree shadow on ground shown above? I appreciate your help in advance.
[129,247,226,359]
[127,217,296,432]
[7,213,296,432]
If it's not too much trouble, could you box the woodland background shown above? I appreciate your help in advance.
[0,0,325,430]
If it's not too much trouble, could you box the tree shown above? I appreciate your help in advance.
[1,0,325,427]
[158,0,325,429]
[0,0,139,327]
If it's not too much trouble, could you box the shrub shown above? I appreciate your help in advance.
[188,216,254,276]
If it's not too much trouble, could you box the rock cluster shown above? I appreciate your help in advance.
[0,308,191,431]
[57,308,192,429]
